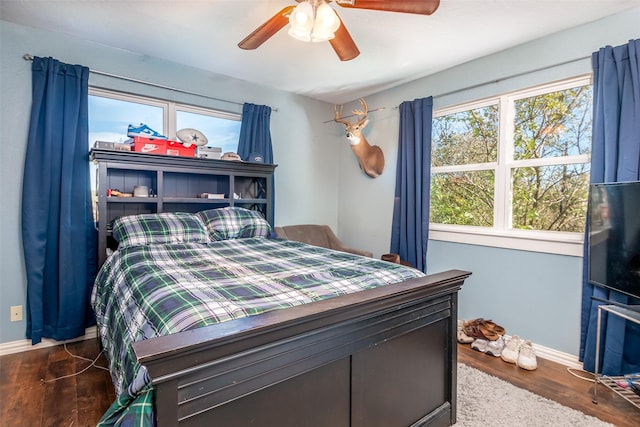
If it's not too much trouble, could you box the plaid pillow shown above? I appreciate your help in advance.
[196,207,272,241]
[112,212,210,248]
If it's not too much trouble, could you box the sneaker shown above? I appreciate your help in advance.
[471,338,489,353]
[457,320,474,344]
[485,335,505,357]
[501,335,521,364]
[127,123,167,139]
[517,340,537,370]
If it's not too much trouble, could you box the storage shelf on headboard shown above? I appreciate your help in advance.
[91,149,277,266]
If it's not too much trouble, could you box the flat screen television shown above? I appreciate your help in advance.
[588,181,640,301]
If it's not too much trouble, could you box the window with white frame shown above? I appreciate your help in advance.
[429,76,593,256]
[88,88,241,153]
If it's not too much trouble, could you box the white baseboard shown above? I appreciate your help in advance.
[0,326,98,357]
[531,342,583,370]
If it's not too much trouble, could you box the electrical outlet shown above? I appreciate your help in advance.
[10,305,23,322]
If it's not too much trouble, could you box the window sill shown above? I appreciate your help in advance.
[428,226,584,257]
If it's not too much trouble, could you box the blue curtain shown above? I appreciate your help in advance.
[237,103,274,163]
[237,103,275,220]
[390,97,433,273]
[580,40,640,375]
[22,57,97,345]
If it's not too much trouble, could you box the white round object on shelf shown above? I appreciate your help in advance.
[176,128,208,147]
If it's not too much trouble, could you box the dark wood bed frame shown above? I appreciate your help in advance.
[91,150,471,425]
[132,268,471,427]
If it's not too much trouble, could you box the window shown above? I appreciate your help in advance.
[430,76,592,256]
[88,88,242,217]
[88,93,165,145]
[88,88,241,151]
[176,109,240,154]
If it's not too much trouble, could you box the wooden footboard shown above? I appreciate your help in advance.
[133,269,471,427]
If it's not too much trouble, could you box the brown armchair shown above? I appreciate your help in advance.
[274,224,373,258]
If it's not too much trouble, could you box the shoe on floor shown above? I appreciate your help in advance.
[462,318,505,341]
[485,335,505,357]
[127,123,167,139]
[471,338,489,353]
[501,335,521,364]
[457,320,474,344]
[517,339,537,370]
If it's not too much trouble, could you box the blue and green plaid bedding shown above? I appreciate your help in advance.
[92,237,424,426]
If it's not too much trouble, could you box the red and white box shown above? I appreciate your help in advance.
[132,137,166,155]
[166,140,196,157]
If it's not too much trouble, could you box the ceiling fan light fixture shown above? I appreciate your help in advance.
[288,0,340,43]
[288,27,312,42]
[311,2,340,42]
[288,1,314,41]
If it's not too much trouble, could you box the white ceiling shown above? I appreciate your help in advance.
[2,0,639,104]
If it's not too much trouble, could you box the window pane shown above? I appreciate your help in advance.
[177,110,241,154]
[430,171,494,227]
[432,105,498,166]
[88,95,164,219]
[511,164,590,232]
[513,85,592,160]
[88,95,164,147]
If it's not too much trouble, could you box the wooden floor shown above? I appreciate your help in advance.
[0,339,637,426]
[0,339,114,427]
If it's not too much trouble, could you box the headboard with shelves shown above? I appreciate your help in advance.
[90,149,277,266]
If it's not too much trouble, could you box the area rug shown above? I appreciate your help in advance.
[455,363,613,427]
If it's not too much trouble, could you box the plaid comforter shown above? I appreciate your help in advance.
[92,237,424,426]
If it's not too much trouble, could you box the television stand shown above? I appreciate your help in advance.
[590,296,640,313]
[592,304,640,409]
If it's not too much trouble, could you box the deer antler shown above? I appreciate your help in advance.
[351,98,368,116]
[334,98,369,125]
[333,104,350,125]
[351,98,368,125]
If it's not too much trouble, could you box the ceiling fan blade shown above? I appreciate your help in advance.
[238,6,295,50]
[335,0,440,15]
[329,14,360,61]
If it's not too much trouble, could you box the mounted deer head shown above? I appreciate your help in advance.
[334,98,385,178]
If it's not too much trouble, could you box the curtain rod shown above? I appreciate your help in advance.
[326,54,592,119]
[22,54,278,112]
[323,55,590,122]
[431,55,591,100]
[385,54,592,110]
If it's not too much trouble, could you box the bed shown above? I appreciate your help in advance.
[92,207,471,426]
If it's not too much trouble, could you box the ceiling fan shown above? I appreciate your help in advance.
[238,0,440,61]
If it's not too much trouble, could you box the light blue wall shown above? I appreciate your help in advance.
[0,20,341,343]
[335,8,640,355]
[428,242,584,353]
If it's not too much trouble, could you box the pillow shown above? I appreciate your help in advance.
[196,207,272,241]
[111,212,210,248]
